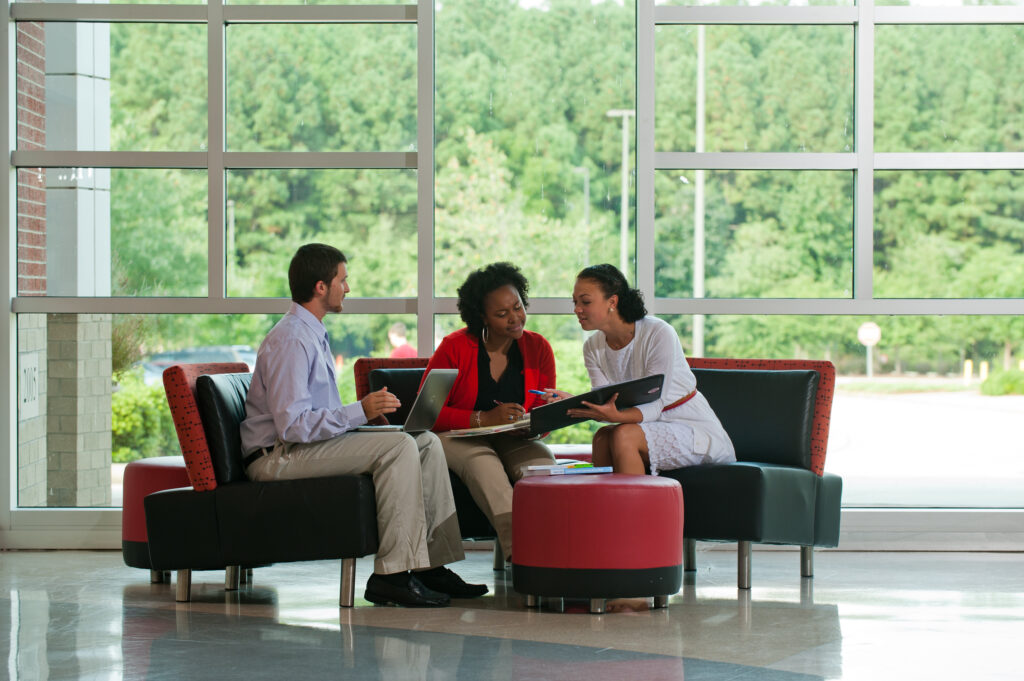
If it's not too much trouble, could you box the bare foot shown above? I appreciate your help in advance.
[605,598,650,613]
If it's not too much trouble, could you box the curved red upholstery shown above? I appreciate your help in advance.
[688,357,835,476]
[122,456,191,544]
[353,357,429,399]
[513,474,683,570]
[162,363,249,491]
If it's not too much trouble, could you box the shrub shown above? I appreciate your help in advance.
[112,369,178,462]
[980,370,1024,396]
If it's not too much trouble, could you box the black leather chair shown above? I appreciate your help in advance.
[660,359,842,589]
[148,367,379,605]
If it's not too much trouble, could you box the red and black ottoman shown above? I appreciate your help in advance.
[511,474,684,613]
[122,456,192,582]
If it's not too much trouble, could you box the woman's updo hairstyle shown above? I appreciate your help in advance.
[456,262,530,338]
[577,264,646,323]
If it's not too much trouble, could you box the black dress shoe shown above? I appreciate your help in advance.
[364,573,451,607]
[415,566,489,598]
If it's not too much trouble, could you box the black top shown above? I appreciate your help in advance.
[474,340,525,410]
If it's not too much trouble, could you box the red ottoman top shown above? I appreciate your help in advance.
[512,474,683,571]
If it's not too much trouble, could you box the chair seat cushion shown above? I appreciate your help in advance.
[144,474,379,571]
[144,487,224,570]
[814,472,843,547]
[660,462,817,545]
[215,475,379,565]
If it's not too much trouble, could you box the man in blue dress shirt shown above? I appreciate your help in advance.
[240,243,486,607]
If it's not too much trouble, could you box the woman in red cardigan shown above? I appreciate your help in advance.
[422,262,556,562]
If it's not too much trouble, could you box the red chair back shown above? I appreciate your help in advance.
[163,362,249,491]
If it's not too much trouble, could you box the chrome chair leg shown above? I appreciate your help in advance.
[493,543,505,571]
[524,594,539,608]
[800,546,814,578]
[225,565,241,591]
[589,598,606,614]
[339,558,356,608]
[150,569,165,584]
[246,567,254,584]
[737,540,752,590]
[653,595,669,609]
[683,537,696,571]
[175,569,192,602]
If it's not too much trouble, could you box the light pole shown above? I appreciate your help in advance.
[573,166,591,266]
[693,25,706,358]
[607,109,634,277]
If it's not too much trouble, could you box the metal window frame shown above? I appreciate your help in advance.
[3,1,1023,549]
[1,0,436,548]
[637,0,1024,547]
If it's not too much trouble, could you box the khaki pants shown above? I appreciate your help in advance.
[440,433,554,558]
[247,431,464,575]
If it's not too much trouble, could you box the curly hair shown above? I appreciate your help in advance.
[576,264,647,323]
[456,262,530,338]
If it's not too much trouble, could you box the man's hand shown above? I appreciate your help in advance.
[361,387,401,421]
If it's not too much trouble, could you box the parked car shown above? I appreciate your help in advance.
[139,345,256,386]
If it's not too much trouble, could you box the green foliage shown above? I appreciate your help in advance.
[106,5,1024,400]
[111,370,178,463]
[981,370,1024,396]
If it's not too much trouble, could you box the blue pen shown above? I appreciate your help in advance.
[528,389,551,397]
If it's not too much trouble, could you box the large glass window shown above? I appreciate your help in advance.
[876,24,1024,153]
[17,23,207,152]
[226,24,417,153]
[654,169,854,299]
[226,169,419,298]
[434,0,636,297]
[6,1,1024,531]
[655,24,854,153]
[662,314,1024,508]
[875,170,1024,298]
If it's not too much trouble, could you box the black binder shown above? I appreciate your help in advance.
[529,374,665,435]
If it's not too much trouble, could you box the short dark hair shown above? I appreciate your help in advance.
[288,243,347,304]
[456,262,530,338]
[576,264,647,323]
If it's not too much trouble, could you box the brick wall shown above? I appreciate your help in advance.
[17,20,46,296]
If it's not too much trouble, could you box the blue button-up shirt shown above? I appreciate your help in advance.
[240,302,366,454]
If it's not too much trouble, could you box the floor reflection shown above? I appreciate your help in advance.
[2,549,1021,681]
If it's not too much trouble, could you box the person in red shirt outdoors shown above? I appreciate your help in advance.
[387,322,418,358]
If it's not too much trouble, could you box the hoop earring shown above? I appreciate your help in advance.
[482,325,490,343]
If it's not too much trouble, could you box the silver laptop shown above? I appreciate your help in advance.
[356,368,458,434]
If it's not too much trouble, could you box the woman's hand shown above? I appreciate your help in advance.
[482,401,526,427]
[536,388,573,403]
[361,387,401,421]
[566,392,631,423]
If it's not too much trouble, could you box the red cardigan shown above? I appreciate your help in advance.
[422,328,556,432]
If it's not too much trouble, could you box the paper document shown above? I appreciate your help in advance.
[445,416,531,438]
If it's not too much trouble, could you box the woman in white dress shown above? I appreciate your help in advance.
[553,264,735,475]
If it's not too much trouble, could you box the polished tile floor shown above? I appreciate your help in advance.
[1,548,1021,680]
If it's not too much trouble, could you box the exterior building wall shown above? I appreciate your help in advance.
[17,20,48,507]
[15,15,115,508]
[46,314,113,507]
